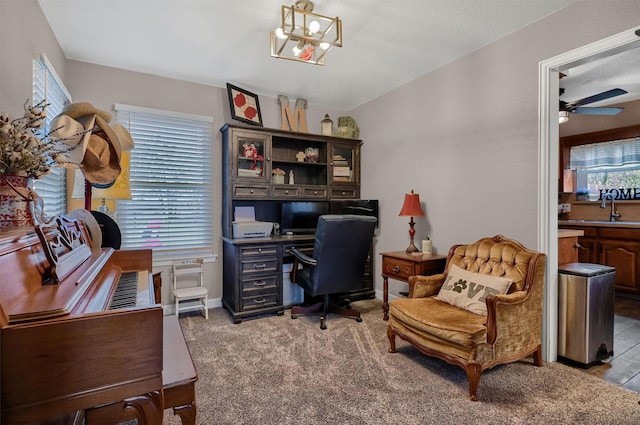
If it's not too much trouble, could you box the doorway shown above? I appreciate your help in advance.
[538,26,640,362]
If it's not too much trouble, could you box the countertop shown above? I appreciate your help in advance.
[558,228,584,238]
[559,220,640,229]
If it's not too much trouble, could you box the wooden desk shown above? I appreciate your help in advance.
[380,251,447,320]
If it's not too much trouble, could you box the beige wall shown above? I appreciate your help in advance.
[352,0,640,297]
[3,0,640,307]
[0,0,67,115]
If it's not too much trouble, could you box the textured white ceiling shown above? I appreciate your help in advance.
[37,0,581,110]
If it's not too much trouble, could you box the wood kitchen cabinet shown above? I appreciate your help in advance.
[559,223,640,295]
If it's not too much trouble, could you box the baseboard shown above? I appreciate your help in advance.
[162,297,222,316]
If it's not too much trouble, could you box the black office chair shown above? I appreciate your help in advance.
[289,214,376,330]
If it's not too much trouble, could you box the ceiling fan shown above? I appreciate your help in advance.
[558,71,628,122]
[559,87,628,116]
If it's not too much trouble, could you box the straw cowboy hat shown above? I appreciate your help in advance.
[60,102,112,123]
[49,114,96,166]
[111,123,135,151]
[81,115,122,187]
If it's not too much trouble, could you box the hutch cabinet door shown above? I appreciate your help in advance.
[232,130,271,182]
[329,141,360,192]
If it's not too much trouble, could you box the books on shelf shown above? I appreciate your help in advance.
[333,166,351,177]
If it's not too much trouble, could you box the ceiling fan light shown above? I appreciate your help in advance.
[559,110,570,124]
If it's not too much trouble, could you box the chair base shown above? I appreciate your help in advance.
[291,296,362,330]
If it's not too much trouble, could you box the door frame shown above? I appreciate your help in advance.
[538,27,640,361]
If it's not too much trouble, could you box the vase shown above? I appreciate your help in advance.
[0,175,35,228]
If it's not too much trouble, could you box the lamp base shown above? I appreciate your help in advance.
[405,242,419,254]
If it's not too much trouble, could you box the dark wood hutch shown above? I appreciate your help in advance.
[220,123,374,323]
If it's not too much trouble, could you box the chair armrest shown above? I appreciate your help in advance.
[484,290,530,345]
[288,247,317,266]
[407,273,446,298]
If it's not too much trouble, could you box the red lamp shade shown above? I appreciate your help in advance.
[398,189,425,253]
[398,190,425,217]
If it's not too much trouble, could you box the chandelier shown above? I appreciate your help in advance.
[270,1,343,66]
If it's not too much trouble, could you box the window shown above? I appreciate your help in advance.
[570,137,640,200]
[114,104,214,252]
[32,55,71,217]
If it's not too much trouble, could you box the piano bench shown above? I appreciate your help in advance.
[163,315,198,425]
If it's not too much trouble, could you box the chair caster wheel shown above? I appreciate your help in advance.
[291,314,297,319]
[320,323,327,330]
[356,317,363,323]
[276,310,284,316]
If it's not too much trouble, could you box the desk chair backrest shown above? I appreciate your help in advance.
[309,214,376,295]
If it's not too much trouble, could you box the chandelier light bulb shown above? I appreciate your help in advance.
[308,20,320,34]
[292,44,302,56]
[275,27,287,39]
[319,42,330,50]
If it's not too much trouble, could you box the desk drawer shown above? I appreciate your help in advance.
[272,186,300,198]
[382,257,416,280]
[241,275,278,293]
[239,245,279,257]
[241,293,279,311]
[302,187,328,198]
[240,258,279,275]
[233,184,269,198]
[329,187,359,199]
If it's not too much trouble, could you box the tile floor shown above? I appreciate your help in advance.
[568,297,640,393]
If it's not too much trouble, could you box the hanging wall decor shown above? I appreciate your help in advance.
[227,84,263,126]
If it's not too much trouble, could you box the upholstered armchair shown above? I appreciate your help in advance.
[387,235,546,401]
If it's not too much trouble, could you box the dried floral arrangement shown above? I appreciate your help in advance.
[0,100,81,179]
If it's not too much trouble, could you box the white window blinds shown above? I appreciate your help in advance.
[32,55,71,217]
[114,104,214,252]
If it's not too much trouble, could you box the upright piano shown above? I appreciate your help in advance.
[0,215,165,424]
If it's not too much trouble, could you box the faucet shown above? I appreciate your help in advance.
[601,192,621,222]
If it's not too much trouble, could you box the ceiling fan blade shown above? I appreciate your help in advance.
[572,88,628,107]
[573,106,624,115]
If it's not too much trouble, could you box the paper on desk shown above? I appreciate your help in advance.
[234,206,256,222]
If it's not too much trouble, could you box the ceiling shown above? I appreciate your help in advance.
[37,0,585,110]
[560,46,640,109]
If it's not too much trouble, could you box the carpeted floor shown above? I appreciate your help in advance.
[163,299,640,424]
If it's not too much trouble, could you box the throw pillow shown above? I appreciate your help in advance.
[434,264,513,315]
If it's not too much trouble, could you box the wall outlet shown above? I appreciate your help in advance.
[558,203,571,214]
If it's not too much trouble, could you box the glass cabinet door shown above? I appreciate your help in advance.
[329,142,359,185]
[232,130,270,181]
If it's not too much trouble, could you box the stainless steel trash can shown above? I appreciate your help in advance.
[558,263,615,366]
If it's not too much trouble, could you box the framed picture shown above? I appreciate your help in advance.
[227,83,263,126]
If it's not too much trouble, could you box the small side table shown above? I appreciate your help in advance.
[381,251,447,320]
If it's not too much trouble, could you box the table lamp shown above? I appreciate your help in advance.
[398,189,425,253]
[92,151,132,220]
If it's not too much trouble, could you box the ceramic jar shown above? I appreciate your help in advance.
[0,175,34,228]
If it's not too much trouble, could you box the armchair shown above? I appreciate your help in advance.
[289,214,376,330]
[387,235,546,401]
